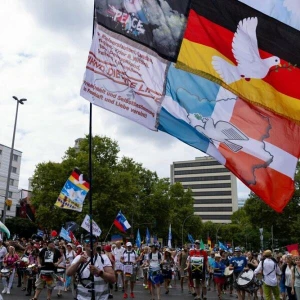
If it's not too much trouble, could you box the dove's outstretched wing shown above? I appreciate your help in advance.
[212,56,240,84]
[232,17,260,67]
[215,121,249,152]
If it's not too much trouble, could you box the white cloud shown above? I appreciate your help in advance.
[0,0,250,200]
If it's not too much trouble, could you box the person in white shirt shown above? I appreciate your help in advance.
[254,250,281,300]
[66,236,115,300]
[112,241,125,292]
[121,242,138,299]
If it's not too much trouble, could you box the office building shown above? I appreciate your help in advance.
[0,144,22,218]
[170,156,238,223]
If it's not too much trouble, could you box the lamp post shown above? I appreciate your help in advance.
[3,96,27,225]
[181,213,196,246]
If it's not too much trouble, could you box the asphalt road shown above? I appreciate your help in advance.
[1,277,261,299]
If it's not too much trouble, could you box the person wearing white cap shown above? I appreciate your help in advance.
[121,242,138,299]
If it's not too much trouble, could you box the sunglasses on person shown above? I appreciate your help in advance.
[84,239,96,243]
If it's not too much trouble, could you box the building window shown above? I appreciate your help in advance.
[11,167,17,173]
[13,154,18,161]
[194,199,232,204]
[174,160,223,168]
[175,168,228,175]
[194,207,233,212]
[7,205,11,211]
[9,179,14,186]
[8,191,13,198]
[183,183,231,189]
[175,175,231,182]
[192,191,232,196]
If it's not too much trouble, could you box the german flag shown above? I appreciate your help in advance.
[176,0,300,123]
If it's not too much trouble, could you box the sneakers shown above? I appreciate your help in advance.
[2,288,7,294]
[7,288,10,294]
[130,292,135,298]
[123,293,128,299]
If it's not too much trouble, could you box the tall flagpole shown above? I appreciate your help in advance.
[89,2,96,300]
[103,222,115,242]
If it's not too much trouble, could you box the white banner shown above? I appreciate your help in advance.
[80,24,168,130]
[81,215,102,237]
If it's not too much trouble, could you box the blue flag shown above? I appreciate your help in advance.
[60,227,71,242]
[136,229,141,248]
[37,229,44,237]
[146,228,150,245]
[153,235,157,243]
[168,224,172,248]
[219,241,229,251]
[188,233,194,244]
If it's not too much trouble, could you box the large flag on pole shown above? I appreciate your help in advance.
[136,229,141,248]
[55,168,89,212]
[159,64,300,212]
[168,224,172,248]
[113,211,131,233]
[176,0,300,123]
[146,228,151,245]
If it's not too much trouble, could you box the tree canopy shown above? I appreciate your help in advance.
[29,135,202,245]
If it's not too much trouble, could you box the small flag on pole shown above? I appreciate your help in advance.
[59,227,71,242]
[113,211,131,233]
[188,233,194,244]
[168,224,172,248]
[146,228,151,245]
[200,239,205,250]
[136,229,141,248]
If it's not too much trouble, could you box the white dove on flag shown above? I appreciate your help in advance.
[212,17,281,84]
[188,114,249,153]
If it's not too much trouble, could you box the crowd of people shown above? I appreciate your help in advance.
[0,236,299,300]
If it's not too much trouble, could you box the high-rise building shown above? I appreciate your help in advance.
[0,143,22,218]
[170,156,238,223]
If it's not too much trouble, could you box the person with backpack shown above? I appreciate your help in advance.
[254,249,281,300]
[147,244,163,300]
[66,235,115,300]
[121,242,138,299]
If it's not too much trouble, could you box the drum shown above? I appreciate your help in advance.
[190,256,204,279]
[115,261,124,274]
[236,270,254,288]
[124,263,134,277]
[25,265,38,277]
[56,268,65,275]
[40,270,54,280]
[0,268,11,277]
[224,266,234,277]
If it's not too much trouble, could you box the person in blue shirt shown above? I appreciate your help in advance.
[229,247,247,300]
[213,253,226,300]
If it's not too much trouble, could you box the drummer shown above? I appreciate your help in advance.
[229,247,247,300]
[31,240,63,300]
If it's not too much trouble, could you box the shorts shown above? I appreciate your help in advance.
[162,270,172,280]
[124,270,136,282]
[214,276,226,285]
[35,273,57,290]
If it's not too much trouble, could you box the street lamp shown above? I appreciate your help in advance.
[181,213,196,246]
[3,96,27,225]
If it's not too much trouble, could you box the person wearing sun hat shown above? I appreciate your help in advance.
[213,253,226,299]
[254,249,281,300]
[229,247,247,299]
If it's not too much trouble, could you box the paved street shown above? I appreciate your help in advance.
[1,277,252,300]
